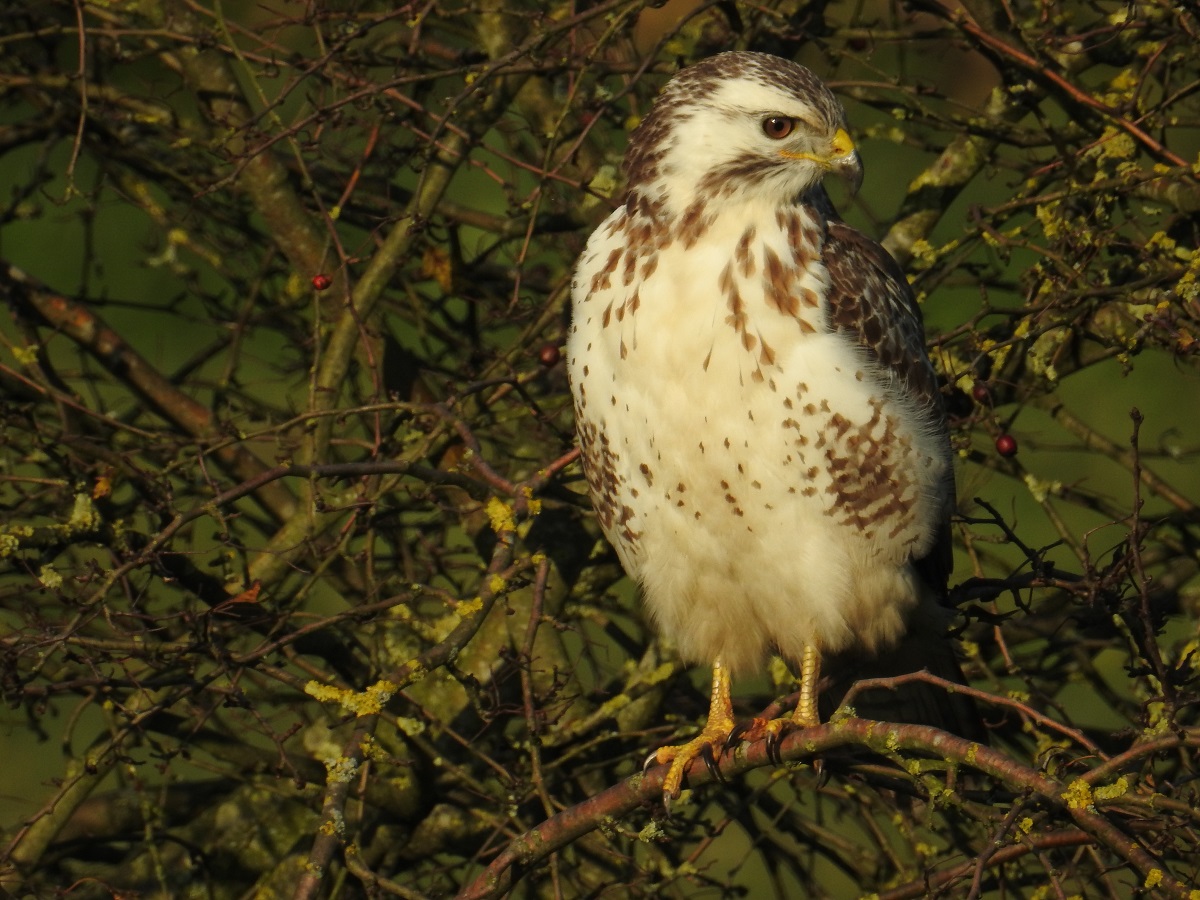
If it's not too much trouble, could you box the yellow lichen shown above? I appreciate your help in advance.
[585,165,619,208]
[1028,327,1068,382]
[67,493,101,532]
[304,679,397,717]
[637,820,665,842]
[12,344,38,366]
[830,704,855,724]
[1062,779,1093,810]
[486,497,515,535]
[518,485,543,516]
[909,239,936,270]
[589,691,631,720]
[0,532,19,557]
[1143,702,1171,737]
[1093,775,1129,802]
[1146,230,1177,254]
[767,656,791,687]
[358,735,386,762]
[1035,201,1065,240]
[1103,69,1139,104]
[305,681,346,704]
[456,596,483,616]
[1023,473,1063,504]
[642,662,677,686]
[323,757,357,785]
[915,841,939,858]
[1176,257,1200,302]
[1087,126,1137,161]
[38,565,63,590]
[395,716,425,737]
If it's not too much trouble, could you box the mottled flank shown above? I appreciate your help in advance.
[566,50,963,748]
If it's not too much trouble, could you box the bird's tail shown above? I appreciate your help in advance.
[824,600,987,744]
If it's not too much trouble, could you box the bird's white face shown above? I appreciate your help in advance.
[623,53,863,216]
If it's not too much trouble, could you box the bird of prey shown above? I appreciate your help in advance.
[567,51,973,801]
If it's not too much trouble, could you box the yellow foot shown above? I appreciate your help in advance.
[649,656,737,806]
[649,721,735,803]
[729,645,824,767]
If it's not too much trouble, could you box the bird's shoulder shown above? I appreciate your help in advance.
[811,205,955,590]
[815,211,941,414]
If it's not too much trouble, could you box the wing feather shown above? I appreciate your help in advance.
[816,214,983,740]
[820,216,955,591]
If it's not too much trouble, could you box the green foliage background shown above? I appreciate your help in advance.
[1,1,1199,898]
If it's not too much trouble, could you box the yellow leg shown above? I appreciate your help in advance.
[652,656,736,803]
[793,644,821,727]
[729,644,823,764]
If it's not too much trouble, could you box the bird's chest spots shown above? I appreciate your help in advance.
[714,209,827,381]
[612,340,930,559]
[587,202,722,330]
[594,205,827,349]
[573,205,934,562]
[795,389,924,544]
[574,401,649,559]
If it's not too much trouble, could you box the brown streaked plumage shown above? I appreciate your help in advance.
[567,51,979,803]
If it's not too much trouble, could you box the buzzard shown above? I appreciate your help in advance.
[567,51,974,801]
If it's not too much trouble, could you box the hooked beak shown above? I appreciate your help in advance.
[780,127,864,195]
[830,128,864,195]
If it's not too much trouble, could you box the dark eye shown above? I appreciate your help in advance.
[762,116,795,139]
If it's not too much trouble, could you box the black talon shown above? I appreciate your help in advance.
[699,742,726,783]
[766,733,782,766]
[766,723,791,766]
[724,721,751,752]
[813,757,829,786]
[643,750,662,775]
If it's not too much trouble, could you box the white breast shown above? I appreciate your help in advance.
[568,200,948,674]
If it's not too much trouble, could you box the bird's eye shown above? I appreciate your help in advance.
[761,116,795,139]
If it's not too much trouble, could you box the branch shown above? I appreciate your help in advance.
[0,261,297,521]
[915,0,1192,169]
[457,718,1200,899]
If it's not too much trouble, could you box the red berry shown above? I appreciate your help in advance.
[971,382,991,404]
[311,274,332,291]
[537,344,561,367]
[995,434,1018,457]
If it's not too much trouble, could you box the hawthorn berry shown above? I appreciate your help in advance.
[311,273,332,291]
[995,434,1018,457]
[537,344,562,367]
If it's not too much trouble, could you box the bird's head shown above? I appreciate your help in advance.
[623,52,862,217]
